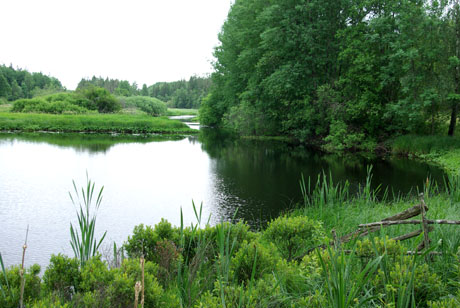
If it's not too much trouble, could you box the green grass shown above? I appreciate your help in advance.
[391,135,460,175]
[166,108,199,116]
[0,105,11,113]
[0,112,197,134]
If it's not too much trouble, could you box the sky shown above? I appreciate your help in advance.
[0,0,233,90]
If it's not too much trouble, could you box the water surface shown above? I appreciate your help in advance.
[0,131,446,268]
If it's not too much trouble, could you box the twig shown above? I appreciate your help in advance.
[19,225,29,308]
[140,255,145,308]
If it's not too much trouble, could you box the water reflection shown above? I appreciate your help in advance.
[197,128,446,223]
[0,132,186,154]
[0,130,446,268]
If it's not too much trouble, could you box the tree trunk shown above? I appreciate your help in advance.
[448,103,458,136]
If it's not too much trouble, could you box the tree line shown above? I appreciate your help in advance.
[77,75,211,109]
[200,0,460,149]
[0,65,63,101]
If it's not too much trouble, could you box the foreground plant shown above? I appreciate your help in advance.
[69,175,107,266]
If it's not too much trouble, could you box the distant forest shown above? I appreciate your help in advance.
[77,76,211,109]
[0,65,210,110]
[0,65,63,101]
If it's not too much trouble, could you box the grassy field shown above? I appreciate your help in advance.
[0,112,197,134]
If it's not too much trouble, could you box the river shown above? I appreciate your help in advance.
[0,129,446,268]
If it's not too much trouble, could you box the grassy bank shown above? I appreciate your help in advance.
[166,108,199,116]
[392,135,460,175]
[0,112,197,134]
[1,171,460,307]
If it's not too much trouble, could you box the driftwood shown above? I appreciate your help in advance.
[382,203,428,221]
[359,219,460,228]
[391,227,433,242]
[301,194,459,259]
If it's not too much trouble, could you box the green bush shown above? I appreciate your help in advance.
[29,295,70,308]
[81,87,121,113]
[263,215,326,261]
[230,240,280,283]
[0,264,41,308]
[11,94,90,114]
[124,96,167,116]
[108,258,163,308]
[42,254,80,300]
[79,256,113,293]
[124,220,180,261]
[372,255,445,306]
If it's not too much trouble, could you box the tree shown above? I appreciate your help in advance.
[141,84,149,96]
[0,72,11,99]
[447,1,460,136]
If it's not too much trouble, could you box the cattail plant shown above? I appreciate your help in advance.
[69,174,107,267]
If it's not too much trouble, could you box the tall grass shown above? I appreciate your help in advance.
[318,245,382,308]
[176,201,212,307]
[300,171,350,209]
[69,175,107,266]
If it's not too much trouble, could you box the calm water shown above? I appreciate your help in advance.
[0,130,446,268]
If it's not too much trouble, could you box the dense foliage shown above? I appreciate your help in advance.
[0,65,63,101]
[122,96,167,116]
[11,87,121,114]
[77,77,141,97]
[149,76,211,109]
[202,0,460,149]
[77,75,211,109]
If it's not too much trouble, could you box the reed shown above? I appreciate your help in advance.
[69,174,107,266]
[317,245,382,308]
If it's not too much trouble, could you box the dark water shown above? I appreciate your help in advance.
[0,130,446,268]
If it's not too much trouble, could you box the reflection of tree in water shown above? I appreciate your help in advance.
[0,133,186,154]
[197,129,447,226]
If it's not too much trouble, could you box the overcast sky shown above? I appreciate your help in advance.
[0,0,232,90]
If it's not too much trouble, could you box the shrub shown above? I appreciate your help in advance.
[42,254,80,300]
[29,295,70,308]
[108,258,163,308]
[124,220,180,261]
[263,215,326,261]
[0,264,41,308]
[230,240,280,283]
[125,96,167,116]
[11,95,90,114]
[81,87,121,113]
[79,255,113,293]
[372,255,445,306]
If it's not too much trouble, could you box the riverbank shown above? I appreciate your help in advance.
[0,112,197,134]
[2,177,459,307]
[391,135,460,175]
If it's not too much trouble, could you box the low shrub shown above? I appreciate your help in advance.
[79,255,113,293]
[124,219,180,261]
[108,258,163,308]
[263,215,326,261]
[42,254,80,300]
[124,96,167,116]
[0,264,41,308]
[230,240,280,283]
